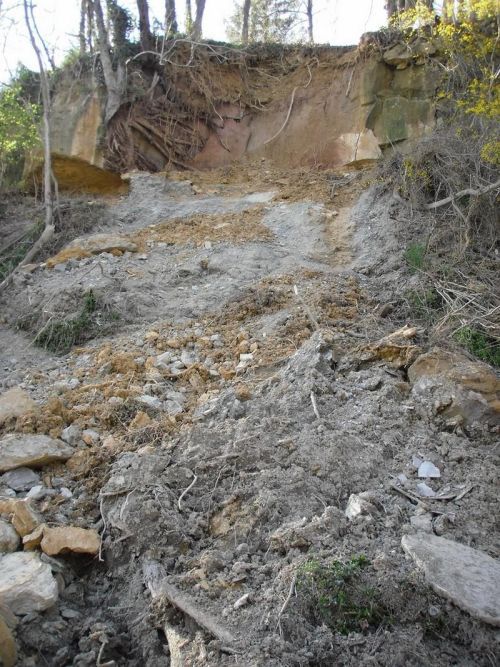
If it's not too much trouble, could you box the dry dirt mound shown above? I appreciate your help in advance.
[0,170,498,667]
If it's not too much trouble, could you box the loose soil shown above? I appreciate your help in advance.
[0,164,498,666]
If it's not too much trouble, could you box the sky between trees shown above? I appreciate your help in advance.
[0,0,390,82]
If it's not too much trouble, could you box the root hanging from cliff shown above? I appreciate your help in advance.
[104,41,351,173]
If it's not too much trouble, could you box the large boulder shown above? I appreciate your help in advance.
[0,434,74,473]
[0,552,58,615]
[46,232,139,267]
[408,349,500,426]
[402,533,500,626]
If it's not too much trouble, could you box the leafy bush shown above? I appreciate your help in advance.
[0,81,40,188]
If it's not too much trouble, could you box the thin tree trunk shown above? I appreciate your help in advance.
[306,0,313,43]
[165,0,177,35]
[242,0,251,44]
[79,0,87,54]
[0,0,58,290]
[191,0,205,39]
[136,0,152,51]
[185,0,192,33]
[86,0,95,53]
[91,0,124,123]
[23,0,53,234]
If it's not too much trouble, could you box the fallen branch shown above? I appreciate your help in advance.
[275,573,297,633]
[425,179,500,210]
[143,559,236,646]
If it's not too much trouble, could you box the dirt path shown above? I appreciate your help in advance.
[0,172,498,667]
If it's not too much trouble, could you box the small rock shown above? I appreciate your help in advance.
[418,461,441,478]
[59,487,73,499]
[26,485,50,501]
[345,493,377,520]
[0,434,74,473]
[0,498,41,536]
[60,608,80,620]
[130,411,152,428]
[433,514,450,536]
[416,482,436,498]
[0,519,20,553]
[0,387,37,426]
[0,552,58,614]
[233,593,251,609]
[23,525,100,556]
[154,351,173,369]
[402,533,500,626]
[411,455,423,469]
[239,353,254,362]
[61,424,82,446]
[82,429,100,445]
[0,468,40,492]
[136,395,162,410]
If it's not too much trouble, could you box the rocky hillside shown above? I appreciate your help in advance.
[47,37,440,180]
[0,160,498,666]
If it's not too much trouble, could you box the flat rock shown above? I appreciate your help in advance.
[0,552,58,615]
[0,467,41,491]
[0,434,74,472]
[0,519,20,553]
[0,498,41,537]
[68,233,138,255]
[402,533,500,626]
[0,388,37,426]
[23,524,100,556]
[409,348,500,426]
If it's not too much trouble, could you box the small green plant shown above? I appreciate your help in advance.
[404,243,426,271]
[296,555,388,635]
[454,326,500,367]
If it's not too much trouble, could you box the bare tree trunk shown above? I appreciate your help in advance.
[165,0,177,35]
[86,0,95,53]
[191,0,205,39]
[79,0,87,54]
[185,0,192,33]
[306,0,313,43]
[241,0,251,44]
[91,0,124,123]
[136,0,152,50]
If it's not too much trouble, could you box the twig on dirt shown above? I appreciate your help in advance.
[177,470,198,511]
[310,391,320,419]
[275,573,297,633]
[143,559,237,645]
[425,178,500,210]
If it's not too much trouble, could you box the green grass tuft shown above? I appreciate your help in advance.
[296,555,389,635]
[454,327,500,367]
[404,243,427,271]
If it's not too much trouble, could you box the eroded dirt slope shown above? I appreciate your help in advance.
[0,166,498,667]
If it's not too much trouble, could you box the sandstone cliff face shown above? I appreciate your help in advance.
[49,40,441,180]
